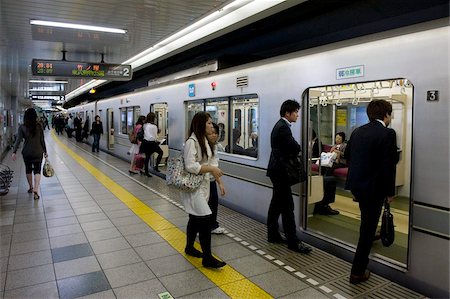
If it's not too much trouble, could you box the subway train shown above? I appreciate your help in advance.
[68,20,449,297]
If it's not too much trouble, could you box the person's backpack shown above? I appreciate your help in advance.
[136,126,144,142]
[128,130,137,144]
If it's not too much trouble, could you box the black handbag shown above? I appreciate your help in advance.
[380,200,395,247]
[281,155,307,186]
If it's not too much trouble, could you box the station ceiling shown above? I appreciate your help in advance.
[0,0,306,110]
[0,0,448,110]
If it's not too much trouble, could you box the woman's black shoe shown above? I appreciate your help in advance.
[185,247,203,258]
[33,192,40,200]
[202,257,226,268]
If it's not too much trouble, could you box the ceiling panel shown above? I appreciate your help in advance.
[0,0,230,108]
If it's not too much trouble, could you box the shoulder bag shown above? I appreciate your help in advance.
[281,154,307,186]
[42,158,54,177]
[166,138,204,192]
[380,200,395,247]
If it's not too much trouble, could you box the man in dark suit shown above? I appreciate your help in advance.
[267,99,312,254]
[345,99,399,284]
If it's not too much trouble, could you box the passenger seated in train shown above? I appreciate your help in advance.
[225,128,246,155]
[330,132,347,167]
[311,130,340,216]
[244,133,258,157]
[218,123,226,142]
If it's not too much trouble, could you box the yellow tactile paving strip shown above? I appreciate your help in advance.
[51,132,272,299]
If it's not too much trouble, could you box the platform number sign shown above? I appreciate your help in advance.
[427,91,439,102]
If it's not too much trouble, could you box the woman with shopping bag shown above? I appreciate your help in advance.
[11,108,47,200]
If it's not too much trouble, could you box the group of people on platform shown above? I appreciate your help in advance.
[264,98,398,285]
[11,98,398,281]
[128,112,164,177]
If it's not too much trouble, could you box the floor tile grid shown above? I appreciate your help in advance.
[1,154,58,297]
[49,135,274,298]
[54,134,426,299]
[54,136,324,298]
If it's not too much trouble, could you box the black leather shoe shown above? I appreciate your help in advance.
[145,173,152,177]
[288,242,312,254]
[268,235,287,244]
[323,205,339,215]
[315,205,339,215]
[350,270,370,284]
[202,257,226,268]
[185,247,203,258]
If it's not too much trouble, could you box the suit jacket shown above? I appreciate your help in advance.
[267,118,301,182]
[345,121,399,199]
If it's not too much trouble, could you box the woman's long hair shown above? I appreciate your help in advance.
[24,108,38,137]
[188,112,211,158]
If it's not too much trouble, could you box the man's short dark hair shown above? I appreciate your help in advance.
[280,99,300,117]
[366,99,392,122]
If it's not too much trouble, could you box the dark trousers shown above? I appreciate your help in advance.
[316,176,337,208]
[351,193,384,275]
[186,214,213,259]
[267,179,298,246]
[208,181,219,230]
[75,128,82,141]
[92,133,100,152]
[143,141,163,174]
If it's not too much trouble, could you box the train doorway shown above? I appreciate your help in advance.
[302,79,413,268]
[106,108,114,150]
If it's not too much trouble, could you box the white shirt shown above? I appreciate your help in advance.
[376,119,386,127]
[282,117,292,127]
[181,134,212,216]
[143,123,158,141]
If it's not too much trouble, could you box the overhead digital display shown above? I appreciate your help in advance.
[31,59,132,81]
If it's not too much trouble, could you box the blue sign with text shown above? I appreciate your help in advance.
[188,83,195,97]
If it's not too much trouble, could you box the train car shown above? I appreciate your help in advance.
[68,20,449,297]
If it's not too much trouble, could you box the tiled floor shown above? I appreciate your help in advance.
[0,132,425,299]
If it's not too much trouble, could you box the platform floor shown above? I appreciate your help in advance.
[0,131,424,299]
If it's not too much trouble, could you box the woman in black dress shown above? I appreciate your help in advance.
[12,108,47,200]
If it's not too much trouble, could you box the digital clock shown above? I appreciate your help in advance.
[31,59,132,81]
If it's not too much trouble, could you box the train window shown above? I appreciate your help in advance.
[185,95,259,158]
[120,106,140,134]
[205,98,228,151]
[120,108,127,134]
[127,107,134,133]
[185,101,204,138]
[304,79,413,268]
[150,103,168,144]
[229,95,259,158]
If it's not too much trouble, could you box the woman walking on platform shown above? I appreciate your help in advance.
[12,108,47,200]
[90,115,103,152]
[182,112,226,268]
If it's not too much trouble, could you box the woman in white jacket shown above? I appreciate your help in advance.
[182,112,226,268]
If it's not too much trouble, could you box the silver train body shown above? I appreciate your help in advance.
[68,21,449,297]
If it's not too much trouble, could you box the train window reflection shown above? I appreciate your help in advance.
[120,108,127,134]
[150,103,168,144]
[185,94,259,158]
[229,96,259,158]
[304,79,413,268]
[120,106,140,135]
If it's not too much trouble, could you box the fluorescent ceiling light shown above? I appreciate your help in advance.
[66,0,290,102]
[29,80,68,84]
[30,20,127,34]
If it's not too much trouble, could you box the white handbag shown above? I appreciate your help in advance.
[166,155,204,192]
[317,152,337,168]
